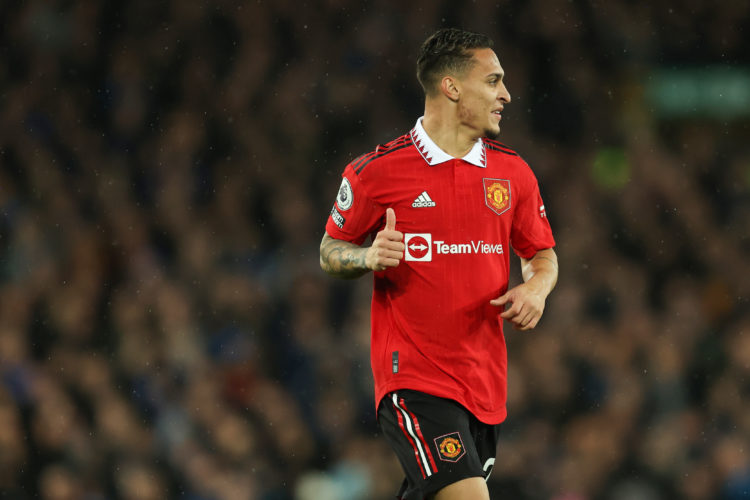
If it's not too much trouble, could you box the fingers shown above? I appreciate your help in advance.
[499,303,521,320]
[518,315,540,331]
[489,292,510,307]
[369,244,405,271]
[371,258,402,271]
[368,211,404,271]
[385,207,396,231]
[500,301,533,322]
[503,306,538,330]
[494,292,543,330]
[509,308,539,330]
[373,227,404,257]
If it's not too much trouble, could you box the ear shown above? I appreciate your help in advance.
[439,76,460,102]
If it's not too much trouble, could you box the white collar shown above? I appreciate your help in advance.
[410,117,486,168]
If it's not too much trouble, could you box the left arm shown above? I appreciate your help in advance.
[490,248,558,331]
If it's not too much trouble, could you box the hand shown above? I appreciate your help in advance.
[490,283,546,331]
[366,208,404,271]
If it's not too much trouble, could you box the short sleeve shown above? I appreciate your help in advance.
[510,164,556,259]
[325,163,385,246]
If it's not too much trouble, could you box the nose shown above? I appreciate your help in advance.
[499,82,511,104]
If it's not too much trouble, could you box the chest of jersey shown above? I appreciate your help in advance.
[388,158,514,262]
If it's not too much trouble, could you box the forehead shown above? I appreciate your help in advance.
[467,48,503,76]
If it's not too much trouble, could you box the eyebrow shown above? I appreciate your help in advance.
[488,72,504,80]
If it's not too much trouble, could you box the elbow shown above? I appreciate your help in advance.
[319,255,331,275]
[319,248,340,278]
[319,233,338,276]
[319,240,331,274]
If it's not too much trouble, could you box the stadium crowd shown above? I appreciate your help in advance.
[0,0,749,499]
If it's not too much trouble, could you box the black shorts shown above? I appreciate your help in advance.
[377,389,501,499]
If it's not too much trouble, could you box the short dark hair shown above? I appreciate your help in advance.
[416,28,494,96]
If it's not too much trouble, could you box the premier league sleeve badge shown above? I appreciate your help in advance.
[336,177,354,211]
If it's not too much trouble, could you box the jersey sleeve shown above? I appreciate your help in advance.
[325,162,385,246]
[510,163,556,259]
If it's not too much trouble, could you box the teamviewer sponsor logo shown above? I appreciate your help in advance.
[405,233,504,262]
[433,240,504,255]
[404,233,432,262]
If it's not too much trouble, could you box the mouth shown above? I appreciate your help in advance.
[491,110,502,121]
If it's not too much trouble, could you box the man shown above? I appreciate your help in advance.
[319,28,558,500]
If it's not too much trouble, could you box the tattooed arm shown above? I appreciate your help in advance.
[319,233,374,279]
[320,208,404,279]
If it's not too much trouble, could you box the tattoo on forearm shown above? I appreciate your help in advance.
[320,236,369,278]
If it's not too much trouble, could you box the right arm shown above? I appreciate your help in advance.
[319,207,404,279]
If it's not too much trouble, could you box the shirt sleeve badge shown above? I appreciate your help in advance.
[336,177,354,211]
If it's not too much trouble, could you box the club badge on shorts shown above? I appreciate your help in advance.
[434,432,466,462]
[483,178,511,215]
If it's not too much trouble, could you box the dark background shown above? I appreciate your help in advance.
[1,1,749,499]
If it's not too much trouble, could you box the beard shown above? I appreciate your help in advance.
[484,123,501,140]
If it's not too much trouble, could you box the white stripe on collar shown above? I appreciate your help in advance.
[410,117,486,168]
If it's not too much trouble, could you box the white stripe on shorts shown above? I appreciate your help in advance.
[392,392,433,477]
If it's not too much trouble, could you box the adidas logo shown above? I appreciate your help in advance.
[412,191,436,208]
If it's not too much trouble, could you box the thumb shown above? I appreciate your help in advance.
[385,207,396,231]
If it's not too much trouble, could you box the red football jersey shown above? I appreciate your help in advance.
[325,118,556,424]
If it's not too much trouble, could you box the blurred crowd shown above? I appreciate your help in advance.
[1,0,749,499]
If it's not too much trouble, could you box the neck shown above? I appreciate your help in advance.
[421,102,479,158]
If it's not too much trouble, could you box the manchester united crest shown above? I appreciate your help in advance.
[434,432,466,462]
[483,178,511,215]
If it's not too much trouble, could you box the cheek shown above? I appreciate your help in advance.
[458,98,481,122]
[458,103,471,121]
[457,102,473,121]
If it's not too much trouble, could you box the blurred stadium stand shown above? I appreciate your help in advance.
[0,1,749,499]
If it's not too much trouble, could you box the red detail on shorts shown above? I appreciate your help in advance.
[399,398,438,473]
[393,399,427,479]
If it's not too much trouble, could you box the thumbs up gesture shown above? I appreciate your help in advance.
[366,208,405,271]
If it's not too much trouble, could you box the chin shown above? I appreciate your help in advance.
[484,125,501,139]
